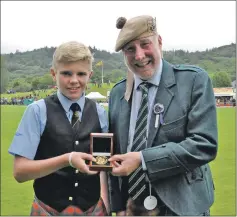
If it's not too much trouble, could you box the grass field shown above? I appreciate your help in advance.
[1,106,236,215]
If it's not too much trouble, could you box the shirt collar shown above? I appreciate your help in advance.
[57,90,85,113]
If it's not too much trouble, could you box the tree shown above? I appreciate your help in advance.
[106,69,126,83]
[14,82,32,92]
[13,81,20,88]
[212,72,231,87]
[38,74,54,89]
[0,56,9,93]
[31,78,40,90]
[90,68,102,83]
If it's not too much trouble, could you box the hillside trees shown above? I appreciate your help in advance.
[1,56,9,93]
[212,71,232,87]
[1,43,235,92]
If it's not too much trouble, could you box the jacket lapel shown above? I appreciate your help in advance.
[119,96,132,154]
[147,60,176,148]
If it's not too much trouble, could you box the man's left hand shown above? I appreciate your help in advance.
[108,152,141,176]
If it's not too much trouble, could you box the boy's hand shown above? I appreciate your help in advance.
[70,152,98,175]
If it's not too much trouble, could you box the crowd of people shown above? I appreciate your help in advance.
[1,95,37,105]
[216,97,236,107]
[1,90,55,105]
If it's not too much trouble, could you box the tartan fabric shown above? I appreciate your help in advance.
[126,196,210,216]
[30,196,108,216]
[126,196,177,216]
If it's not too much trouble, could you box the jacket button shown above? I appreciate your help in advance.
[75,182,78,187]
[75,141,79,145]
[69,196,73,201]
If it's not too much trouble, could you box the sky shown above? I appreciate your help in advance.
[1,1,236,54]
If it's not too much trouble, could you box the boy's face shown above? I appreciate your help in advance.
[51,60,92,101]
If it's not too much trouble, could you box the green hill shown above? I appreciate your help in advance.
[1,43,236,92]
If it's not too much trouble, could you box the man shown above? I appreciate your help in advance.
[9,41,109,215]
[108,15,218,216]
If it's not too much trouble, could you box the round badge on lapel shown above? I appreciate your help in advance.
[153,103,164,115]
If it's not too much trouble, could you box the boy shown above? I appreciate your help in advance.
[9,41,109,215]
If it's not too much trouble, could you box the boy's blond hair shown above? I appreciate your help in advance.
[52,41,94,71]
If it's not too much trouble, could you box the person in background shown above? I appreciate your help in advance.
[9,41,110,216]
[108,15,218,216]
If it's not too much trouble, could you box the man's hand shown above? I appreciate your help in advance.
[109,152,141,176]
[71,152,98,175]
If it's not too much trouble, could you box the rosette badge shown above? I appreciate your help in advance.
[153,103,164,115]
[153,103,164,128]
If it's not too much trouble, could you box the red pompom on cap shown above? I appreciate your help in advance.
[116,17,127,29]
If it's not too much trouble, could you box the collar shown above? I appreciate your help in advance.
[125,59,163,101]
[57,90,85,113]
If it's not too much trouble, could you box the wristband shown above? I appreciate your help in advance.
[69,152,75,168]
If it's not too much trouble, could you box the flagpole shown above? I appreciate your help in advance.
[101,61,104,84]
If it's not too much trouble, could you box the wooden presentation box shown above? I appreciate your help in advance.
[89,133,113,171]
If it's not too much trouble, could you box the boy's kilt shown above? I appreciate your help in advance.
[30,196,108,216]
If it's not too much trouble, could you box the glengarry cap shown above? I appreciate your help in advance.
[115,15,157,52]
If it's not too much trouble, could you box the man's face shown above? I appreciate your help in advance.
[51,60,92,101]
[123,35,162,79]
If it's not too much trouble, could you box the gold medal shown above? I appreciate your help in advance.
[95,156,108,165]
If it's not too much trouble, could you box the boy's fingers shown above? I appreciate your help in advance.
[85,166,99,175]
[80,153,96,162]
[88,170,99,175]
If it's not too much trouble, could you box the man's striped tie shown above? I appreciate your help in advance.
[128,82,150,203]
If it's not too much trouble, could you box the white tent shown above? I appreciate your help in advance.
[85,92,106,100]
[214,93,235,97]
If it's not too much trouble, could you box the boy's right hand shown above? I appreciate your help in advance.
[70,152,98,175]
